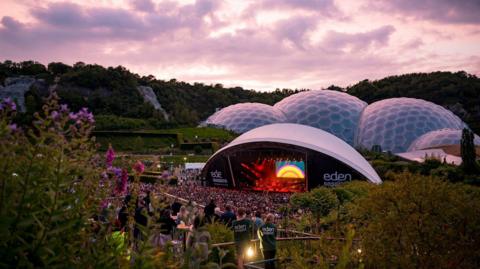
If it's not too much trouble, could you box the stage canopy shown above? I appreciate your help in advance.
[202,123,381,192]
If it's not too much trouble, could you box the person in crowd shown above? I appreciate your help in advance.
[144,191,152,215]
[186,215,211,268]
[204,199,216,222]
[118,195,131,231]
[220,205,236,228]
[158,209,177,238]
[134,198,148,240]
[232,207,253,269]
[171,198,182,216]
[258,214,277,269]
[252,211,264,238]
[176,205,190,225]
[213,207,222,222]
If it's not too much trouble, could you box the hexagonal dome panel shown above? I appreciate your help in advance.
[203,103,287,133]
[357,98,467,153]
[274,90,367,145]
[408,128,480,151]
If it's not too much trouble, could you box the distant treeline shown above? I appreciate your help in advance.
[1,60,479,133]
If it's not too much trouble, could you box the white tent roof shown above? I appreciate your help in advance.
[396,149,462,165]
[209,123,382,184]
[185,162,205,170]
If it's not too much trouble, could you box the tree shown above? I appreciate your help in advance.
[461,128,480,174]
[290,187,339,233]
[354,172,480,268]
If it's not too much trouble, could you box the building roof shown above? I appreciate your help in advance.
[208,123,382,184]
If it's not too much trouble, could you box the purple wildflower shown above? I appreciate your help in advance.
[69,112,78,121]
[51,111,60,121]
[113,167,122,179]
[8,124,17,132]
[77,107,94,124]
[1,98,16,112]
[60,104,69,113]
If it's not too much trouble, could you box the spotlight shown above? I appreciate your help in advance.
[357,248,362,254]
[246,247,254,258]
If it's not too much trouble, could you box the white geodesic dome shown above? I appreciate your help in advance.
[274,90,367,145]
[408,128,480,151]
[356,98,467,153]
[203,103,287,134]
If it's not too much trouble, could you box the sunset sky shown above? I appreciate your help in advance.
[1,0,479,91]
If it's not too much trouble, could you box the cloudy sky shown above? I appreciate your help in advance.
[1,0,479,91]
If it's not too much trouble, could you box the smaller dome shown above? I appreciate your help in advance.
[203,103,287,133]
[408,128,480,151]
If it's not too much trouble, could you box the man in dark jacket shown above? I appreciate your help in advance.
[258,214,277,269]
[232,208,252,269]
[220,205,236,228]
[204,199,216,222]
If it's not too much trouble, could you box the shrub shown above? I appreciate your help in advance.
[353,172,480,268]
[0,94,123,267]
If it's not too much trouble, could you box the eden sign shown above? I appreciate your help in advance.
[323,172,352,187]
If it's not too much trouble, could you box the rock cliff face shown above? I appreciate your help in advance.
[0,76,36,112]
[137,86,169,121]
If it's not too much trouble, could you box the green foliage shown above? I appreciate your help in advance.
[461,128,480,174]
[0,94,122,267]
[94,132,178,153]
[205,222,235,265]
[95,115,152,130]
[194,145,203,154]
[291,187,339,232]
[353,172,480,268]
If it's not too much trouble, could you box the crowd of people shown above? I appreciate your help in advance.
[99,185,279,268]
[165,182,291,216]
[96,160,296,268]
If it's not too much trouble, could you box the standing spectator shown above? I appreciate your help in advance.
[158,209,177,240]
[134,199,148,240]
[220,205,236,228]
[118,195,131,231]
[177,206,190,225]
[204,199,216,222]
[258,214,277,269]
[232,208,253,269]
[252,211,264,238]
[213,207,222,222]
[144,191,152,215]
[171,198,182,216]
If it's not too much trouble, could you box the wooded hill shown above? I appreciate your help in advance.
[1,60,479,133]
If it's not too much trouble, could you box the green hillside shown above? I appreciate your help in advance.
[1,61,479,133]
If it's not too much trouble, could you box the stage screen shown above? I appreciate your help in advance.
[230,149,307,192]
[275,161,305,179]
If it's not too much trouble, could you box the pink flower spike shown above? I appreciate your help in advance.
[133,160,145,175]
[105,144,115,167]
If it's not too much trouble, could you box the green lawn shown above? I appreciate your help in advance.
[151,127,237,141]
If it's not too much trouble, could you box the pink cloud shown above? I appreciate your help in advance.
[0,0,479,90]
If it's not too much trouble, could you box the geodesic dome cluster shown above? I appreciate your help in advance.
[203,91,477,153]
[408,128,480,151]
[274,90,367,145]
[202,103,287,134]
